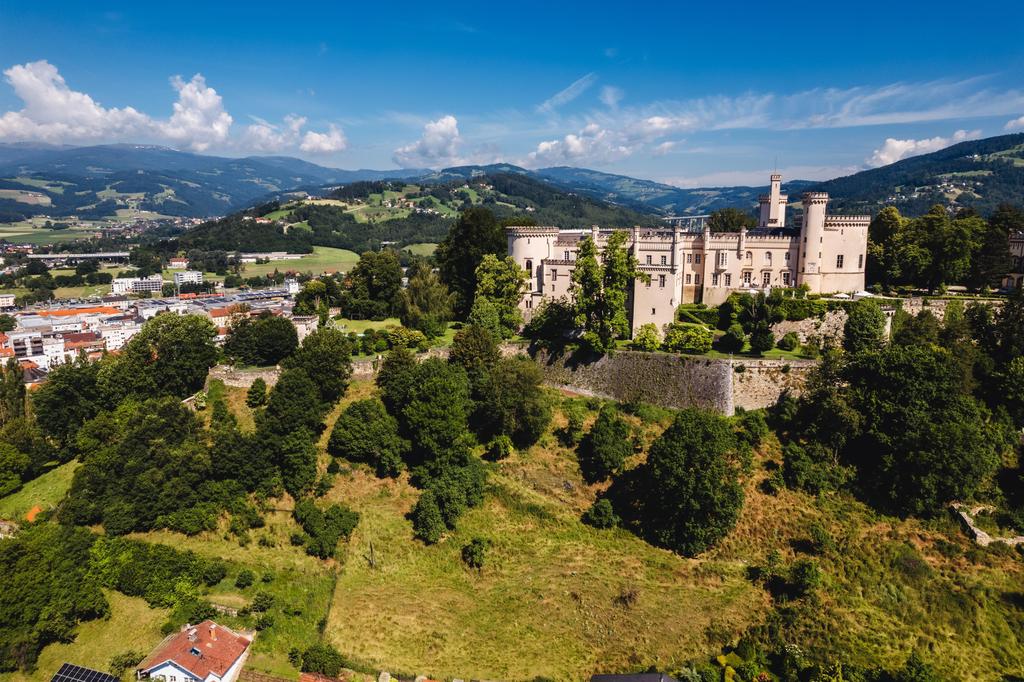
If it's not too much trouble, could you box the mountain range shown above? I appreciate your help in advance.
[2,133,1024,223]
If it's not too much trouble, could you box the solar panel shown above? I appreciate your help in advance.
[50,662,119,682]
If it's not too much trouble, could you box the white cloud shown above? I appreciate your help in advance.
[0,60,149,143]
[392,115,463,168]
[525,122,637,167]
[652,141,676,156]
[158,74,233,151]
[300,124,347,153]
[0,60,346,157]
[663,164,860,188]
[1006,115,1024,131]
[537,73,598,114]
[867,129,981,167]
[600,85,623,110]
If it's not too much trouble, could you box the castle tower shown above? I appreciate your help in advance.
[798,192,829,293]
[506,225,558,310]
[758,173,787,228]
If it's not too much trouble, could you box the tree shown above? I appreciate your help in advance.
[581,498,619,528]
[376,347,419,414]
[246,377,267,408]
[328,398,407,477]
[301,643,346,677]
[436,207,505,317]
[461,537,489,569]
[707,207,757,233]
[473,254,527,338]
[449,324,500,394]
[259,369,324,437]
[342,250,403,318]
[399,260,454,338]
[278,429,318,498]
[624,408,744,556]
[282,327,352,405]
[629,323,660,351]
[293,279,330,316]
[967,204,1017,290]
[571,231,647,353]
[223,313,298,366]
[749,321,775,355]
[718,323,746,353]
[843,300,886,353]
[0,358,25,426]
[411,489,445,544]
[476,356,552,447]
[397,359,472,463]
[31,355,102,444]
[866,206,905,287]
[0,442,30,496]
[577,406,631,483]
[0,314,14,332]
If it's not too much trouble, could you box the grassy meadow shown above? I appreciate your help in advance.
[240,246,360,278]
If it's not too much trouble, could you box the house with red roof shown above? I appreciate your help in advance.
[136,621,252,682]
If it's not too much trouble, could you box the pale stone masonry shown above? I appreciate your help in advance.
[508,174,870,332]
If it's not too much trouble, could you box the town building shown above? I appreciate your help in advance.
[1005,231,1023,290]
[169,257,190,269]
[135,621,251,682]
[0,293,15,309]
[112,275,165,295]
[174,270,205,287]
[508,174,870,332]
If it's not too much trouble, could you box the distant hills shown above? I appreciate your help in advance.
[2,133,1024,224]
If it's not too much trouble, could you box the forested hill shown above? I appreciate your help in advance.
[809,133,1024,215]
[172,172,662,254]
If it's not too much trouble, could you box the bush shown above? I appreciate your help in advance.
[411,490,445,544]
[558,401,588,446]
[662,323,713,354]
[582,498,619,529]
[776,332,799,351]
[461,537,489,569]
[234,565,254,585]
[301,643,346,677]
[246,378,267,407]
[749,322,775,355]
[328,398,407,478]
[789,558,822,597]
[629,323,661,351]
[486,434,515,460]
[293,499,360,559]
[782,442,852,494]
[250,591,275,612]
[577,406,631,483]
[718,323,746,353]
[108,651,145,679]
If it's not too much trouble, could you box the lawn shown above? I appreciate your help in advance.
[0,591,169,682]
[241,246,360,278]
[403,243,437,257]
[0,460,79,521]
[332,317,402,334]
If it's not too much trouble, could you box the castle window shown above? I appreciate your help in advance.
[685,274,692,284]
[564,250,570,261]
[686,253,692,263]
[526,298,532,309]
[725,274,732,287]
[836,254,844,269]
[764,252,772,264]
[525,259,533,276]
[658,274,666,288]
[551,268,558,281]
[785,252,790,261]
[695,274,700,284]
[718,252,727,267]
[782,272,791,286]
[646,255,652,265]
[712,273,720,286]
[746,251,753,263]
[695,254,701,264]
[660,255,667,265]
[763,272,771,287]
[651,308,656,315]
[742,271,751,285]
[858,254,864,269]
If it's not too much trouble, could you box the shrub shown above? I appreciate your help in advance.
[808,521,834,555]
[108,651,145,679]
[255,613,275,630]
[577,406,631,483]
[718,323,746,353]
[293,499,360,559]
[234,565,254,585]
[250,591,275,612]
[559,401,588,446]
[461,537,489,569]
[749,322,775,355]
[582,498,619,528]
[789,558,822,597]
[411,490,445,544]
[245,378,267,407]
[327,398,407,478]
[301,643,346,677]
[486,434,515,461]
[629,323,661,351]
[663,323,713,354]
[776,331,800,351]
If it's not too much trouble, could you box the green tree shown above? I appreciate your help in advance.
[246,377,267,408]
[577,405,631,483]
[570,231,647,353]
[397,359,472,463]
[328,398,407,477]
[376,347,419,414]
[476,356,552,447]
[624,408,744,556]
[300,643,346,677]
[448,324,500,389]
[31,355,102,444]
[436,207,505,317]
[866,206,905,287]
[967,204,1017,290]
[473,254,527,338]
[461,537,489,569]
[342,249,403,318]
[224,313,298,366]
[0,442,30,496]
[259,369,324,437]
[749,321,775,355]
[843,299,886,353]
[629,323,660,351]
[663,323,714,354]
[718,323,746,353]
[0,358,25,426]
[581,497,619,528]
[0,314,15,332]
[411,489,446,543]
[282,327,352,405]
[399,260,454,338]
[707,207,757,233]
[293,279,329,316]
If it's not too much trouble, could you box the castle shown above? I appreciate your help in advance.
[507,174,870,332]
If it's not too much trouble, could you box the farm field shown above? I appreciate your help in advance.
[402,242,437,257]
[0,222,102,245]
[240,246,359,278]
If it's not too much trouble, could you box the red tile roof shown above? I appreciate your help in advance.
[138,621,251,680]
[36,306,121,317]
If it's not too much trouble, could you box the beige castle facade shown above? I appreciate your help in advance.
[1005,232,1024,290]
[507,174,870,332]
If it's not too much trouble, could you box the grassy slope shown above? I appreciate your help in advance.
[0,592,169,682]
[0,460,79,521]
[4,381,1021,681]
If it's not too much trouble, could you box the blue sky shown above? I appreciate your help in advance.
[2,0,1024,186]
